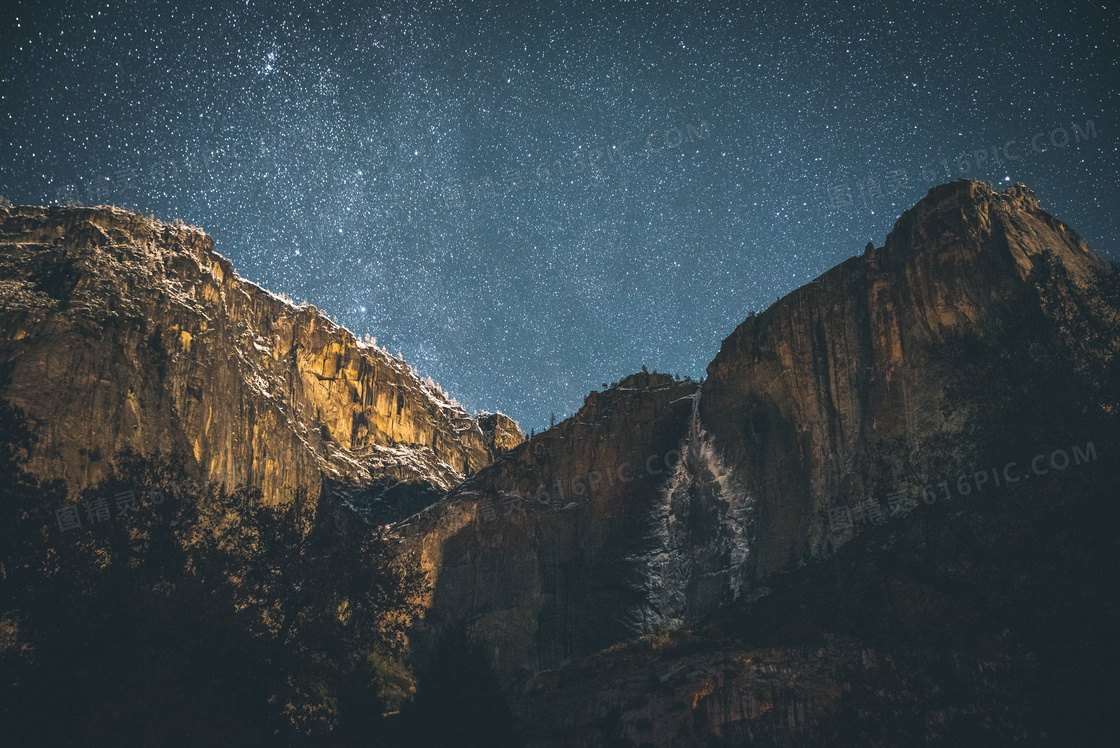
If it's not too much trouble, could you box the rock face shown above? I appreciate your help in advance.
[513,636,875,747]
[405,371,706,677]
[0,205,519,505]
[476,412,524,454]
[404,180,1109,682]
[700,179,1104,581]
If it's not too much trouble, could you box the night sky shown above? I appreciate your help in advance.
[2,0,1117,433]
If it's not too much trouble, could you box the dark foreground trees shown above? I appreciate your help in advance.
[0,415,431,745]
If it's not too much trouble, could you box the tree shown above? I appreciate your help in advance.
[0,446,279,747]
[202,480,427,738]
[396,627,519,746]
[0,419,426,745]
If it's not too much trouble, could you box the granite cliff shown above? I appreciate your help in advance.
[700,179,1105,579]
[403,180,1114,691]
[0,204,520,506]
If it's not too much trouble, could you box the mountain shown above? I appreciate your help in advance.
[699,179,1106,579]
[403,179,1112,673]
[0,204,521,507]
[399,180,1119,743]
[2,181,1117,745]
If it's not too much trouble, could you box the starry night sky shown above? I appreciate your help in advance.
[2,0,1117,433]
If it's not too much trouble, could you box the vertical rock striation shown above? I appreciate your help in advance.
[700,179,1105,580]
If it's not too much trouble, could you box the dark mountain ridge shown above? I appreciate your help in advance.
[1,180,1117,745]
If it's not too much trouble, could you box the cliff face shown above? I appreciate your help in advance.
[476,412,524,454]
[0,205,517,504]
[700,180,1104,580]
[404,180,1110,683]
[405,371,707,677]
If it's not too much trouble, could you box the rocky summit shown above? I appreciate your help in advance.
[2,180,1117,746]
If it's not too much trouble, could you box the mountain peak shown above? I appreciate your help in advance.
[881,178,1098,280]
[0,202,504,503]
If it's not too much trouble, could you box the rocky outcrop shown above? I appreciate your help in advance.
[476,412,524,454]
[0,204,518,505]
[513,636,874,746]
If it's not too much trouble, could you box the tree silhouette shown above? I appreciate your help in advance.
[0,396,426,746]
[395,626,518,746]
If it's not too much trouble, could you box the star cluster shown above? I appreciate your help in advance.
[2,0,1117,431]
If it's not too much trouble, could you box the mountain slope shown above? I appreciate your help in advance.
[2,181,1116,744]
[403,180,1116,690]
[0,204,520,505]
